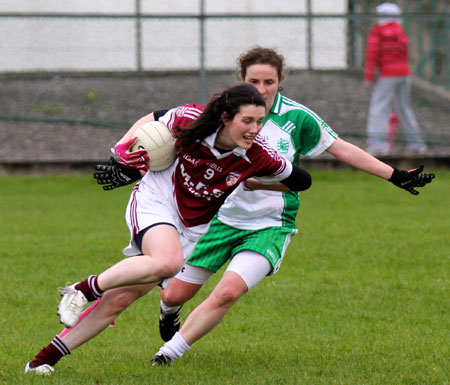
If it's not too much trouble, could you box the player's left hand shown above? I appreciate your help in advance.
[389,164,435,195]
[93,157,142,191]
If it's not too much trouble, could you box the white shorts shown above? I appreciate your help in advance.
[122,163,210,261]
[174,250,272,290]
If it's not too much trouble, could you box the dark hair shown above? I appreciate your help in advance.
[237,46,285,82]
[178,84,265,148]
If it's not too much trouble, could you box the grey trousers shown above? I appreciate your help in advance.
[366,76,426,152]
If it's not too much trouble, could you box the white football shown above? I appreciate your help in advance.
[129,121,176,171]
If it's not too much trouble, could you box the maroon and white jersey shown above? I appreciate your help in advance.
[156,104,293,228]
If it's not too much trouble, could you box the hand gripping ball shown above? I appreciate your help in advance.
[129,121,176,171]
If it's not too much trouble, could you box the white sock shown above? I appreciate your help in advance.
[160,299,181,315]
[159,332,190,361]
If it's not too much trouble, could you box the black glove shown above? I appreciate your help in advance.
[93,157,142,191]
[389,164,435,195]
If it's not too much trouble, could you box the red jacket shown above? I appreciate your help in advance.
[364,21,410,81]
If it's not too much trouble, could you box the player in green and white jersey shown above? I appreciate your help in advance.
[218,92,337,231]
[180,93,336,277]
[152,47,433,365]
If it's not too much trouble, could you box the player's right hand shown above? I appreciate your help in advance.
[93,157,142,191]
[388,164,435,195]
[113,137,149,170]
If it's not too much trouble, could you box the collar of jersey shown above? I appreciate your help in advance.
[270,92,283,115]
[202,131,251,162]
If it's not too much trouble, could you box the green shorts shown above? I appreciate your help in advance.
[187,216,297,275]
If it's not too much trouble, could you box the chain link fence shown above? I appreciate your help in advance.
[0,1,449,169]
[1,1,448,90]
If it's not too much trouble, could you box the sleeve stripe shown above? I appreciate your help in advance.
[183,111,202,120]
[183,106,203,119]
[254,136,279,158]
[159,105,202,132]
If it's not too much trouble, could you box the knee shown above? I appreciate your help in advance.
[102,288,140,315]
[162,283,198,307]
[158,254,184,280]
[211,285,243,308]
[162,289,185,307]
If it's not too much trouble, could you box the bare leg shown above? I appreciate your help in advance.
[64,225,184,349]
[151,272,247,365]
[179,271,247,345]
[160,278,204,307]
[27,283,155,371]
[62,283,155,350]
[152,251,272,364]
[97,225,183,290]
[158,270,211,342]
[30,225,185,372]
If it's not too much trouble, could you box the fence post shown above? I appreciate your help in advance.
[403,0,411,35]
[445,10,450,90]
[306,0,312,70]
[348,0,357,67]
[430,0,439,84]
[199,0,207,104]
[135,0,142,72]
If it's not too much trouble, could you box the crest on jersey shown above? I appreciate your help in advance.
[226,172,241,186]
[176,106,187,117]
[276,138,290,155]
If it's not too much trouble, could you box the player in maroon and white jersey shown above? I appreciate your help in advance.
[157,103,295,228]
[24,84,312,375]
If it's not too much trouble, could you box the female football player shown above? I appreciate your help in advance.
[25,82,312,375]
[150,46,434,365]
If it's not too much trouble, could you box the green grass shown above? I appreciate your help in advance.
[0,171,448,385]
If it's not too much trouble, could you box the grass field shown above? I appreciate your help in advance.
[0,170,448,385]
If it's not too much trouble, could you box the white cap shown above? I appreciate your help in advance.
[376,3,401,24]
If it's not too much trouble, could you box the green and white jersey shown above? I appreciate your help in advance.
[217,93,338,231]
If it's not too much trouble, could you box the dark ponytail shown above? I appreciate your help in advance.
[178,84,265,148]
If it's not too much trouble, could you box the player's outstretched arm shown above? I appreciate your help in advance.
[93,157,142,191]
[327,138,394,179]
[326,138,435,195]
